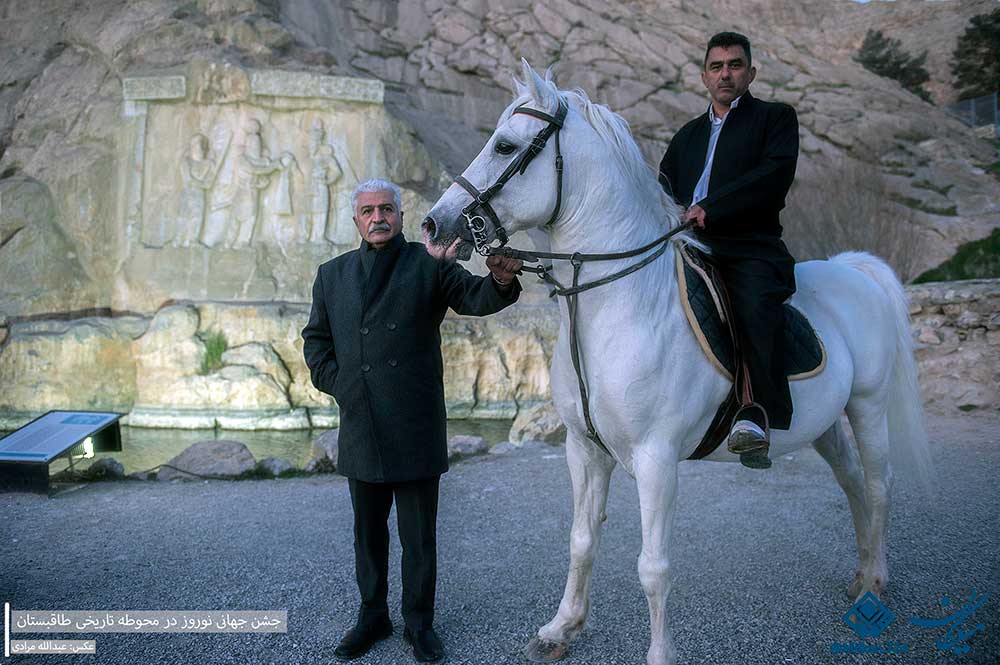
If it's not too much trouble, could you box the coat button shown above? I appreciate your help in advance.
[388,359,398,367]
[361,363,371,372]
[387,322,397,330]
[361,327,370,335]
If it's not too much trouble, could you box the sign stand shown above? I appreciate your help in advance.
[0,411,123,495]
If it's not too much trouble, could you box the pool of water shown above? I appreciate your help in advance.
[1,419,514,477]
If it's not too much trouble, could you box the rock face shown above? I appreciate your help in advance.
[0,316,143,421]
[286,0,999,277]
[0,280,997,429]
[0,0,441,323]
[0,0,997,427]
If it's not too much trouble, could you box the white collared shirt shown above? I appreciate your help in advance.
[691,95,743,205]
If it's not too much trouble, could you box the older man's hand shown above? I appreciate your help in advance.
[485,255,523,290]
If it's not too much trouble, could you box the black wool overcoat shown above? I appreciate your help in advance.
[302,233,520,483]
[658,90,799,243]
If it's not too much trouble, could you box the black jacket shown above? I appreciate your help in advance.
[302,233,520,483]
[658,91,798,239]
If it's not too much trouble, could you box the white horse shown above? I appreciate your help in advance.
[422,61,932,665]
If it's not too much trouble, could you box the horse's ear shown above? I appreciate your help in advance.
[520,58,554,109]
[512,71,529,98]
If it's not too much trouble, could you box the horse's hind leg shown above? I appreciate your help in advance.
[812,420,870,599]
[634,445,679,665]
[527,431,615,662]
[846,398,894,599]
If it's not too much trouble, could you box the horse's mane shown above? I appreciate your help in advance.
[503,77,685,237]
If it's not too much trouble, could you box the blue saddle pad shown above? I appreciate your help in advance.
[675,245,825,381]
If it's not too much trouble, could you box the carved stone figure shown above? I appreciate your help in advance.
[307,119,343,244]
[177,133,224,247]
[232,119,281,248]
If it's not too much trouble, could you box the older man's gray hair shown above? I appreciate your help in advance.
[351,178,403,213]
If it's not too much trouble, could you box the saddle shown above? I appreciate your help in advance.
[674,243,826,460]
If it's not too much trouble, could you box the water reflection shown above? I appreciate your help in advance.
[2,419,513,476]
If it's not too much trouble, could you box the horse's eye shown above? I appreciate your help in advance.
[494,141,517,155]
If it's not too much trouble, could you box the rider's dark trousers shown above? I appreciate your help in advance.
[348,475,440,631]
[705,233,797,430]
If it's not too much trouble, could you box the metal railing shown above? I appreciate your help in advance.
[947,92,998,137]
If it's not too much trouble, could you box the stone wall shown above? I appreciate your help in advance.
[1,280,996,429]
[908,279,1000,413]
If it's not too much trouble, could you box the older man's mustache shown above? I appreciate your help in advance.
[368,222,392,233]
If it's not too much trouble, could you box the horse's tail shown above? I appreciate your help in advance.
[829,251,934,493]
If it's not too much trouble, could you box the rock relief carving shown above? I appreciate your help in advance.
[307,118,344,244]
[177,129,227,247]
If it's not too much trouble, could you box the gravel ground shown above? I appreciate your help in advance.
[1,412,997,665]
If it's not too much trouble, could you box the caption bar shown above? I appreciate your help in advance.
[10,640,95,655]
[11,610,287,633]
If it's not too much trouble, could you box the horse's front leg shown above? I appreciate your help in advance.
[635,445,679,665]
[526,431,615,662]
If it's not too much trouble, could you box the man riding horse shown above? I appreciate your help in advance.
[659,31,799,469]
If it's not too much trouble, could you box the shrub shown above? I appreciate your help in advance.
[855,30,931,102]
[199,330,227,375]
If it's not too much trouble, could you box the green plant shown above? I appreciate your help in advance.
[952,9,1000,99]
[855,30,931,101]
[912,180,953,196]
[199,330,227,375]
[914,228,1000,283]
[888,193,957,216]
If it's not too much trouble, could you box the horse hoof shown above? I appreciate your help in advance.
[846,571,863,600]
[525,637,568,662]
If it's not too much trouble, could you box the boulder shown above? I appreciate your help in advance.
[488,441,517,455]
[257,456,295,477]
[509,402,565,445]
[447,434,487,460]
[307,428,339,473]
[86,457,125,480]
[157,439,256,481]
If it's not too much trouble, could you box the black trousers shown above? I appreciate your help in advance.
[705,233,797,430]
[348,475,440,631]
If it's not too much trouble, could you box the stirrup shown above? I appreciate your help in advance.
[727,419,769,455]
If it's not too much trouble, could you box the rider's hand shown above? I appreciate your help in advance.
[683,204,707,229]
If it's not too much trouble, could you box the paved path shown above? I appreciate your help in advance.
[2,413,997,664]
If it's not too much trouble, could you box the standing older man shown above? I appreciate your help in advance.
[302,178,522,662]
[659,31,799,469]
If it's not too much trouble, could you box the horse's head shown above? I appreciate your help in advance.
[422,61,579,260]
[423,60,673,262]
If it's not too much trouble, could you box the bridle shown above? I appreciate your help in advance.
[451,96,694,459]
[454,99,567,257]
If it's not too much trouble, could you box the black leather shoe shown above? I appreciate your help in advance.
[404,627,445,662]
[739,449,772,470]
[334,617,393,661]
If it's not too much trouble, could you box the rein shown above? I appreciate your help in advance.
[455,100,567,257]
[450,94,694,458]
[488,220,695,457]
